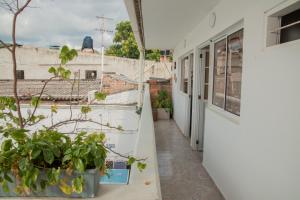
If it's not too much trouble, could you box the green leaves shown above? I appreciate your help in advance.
[19,158,29,171]
[51,104,58,113]
[1,180,9,193]
[31,148,41,159]
[43,149,54,165]
[154,90,173,114]
[48,46,77,80]
[93,156,104,168]
[47,168,61,185]
[59,45,78,65]
[10,129,28,142]
[95,92,107,101]
[137,162,147,172]
[74,159,84,173]
[0,96,16,111]
[127,156,147,172]
[80,106,91,114]
[106,20,161,60]
[40,179,48,190]
[48,66,71,79]
[1,139,12,151]
[4,173,13,183]
[48,66,57,75]
[59,179,72,195]
[31,97,41,107]
[127,157,136,165]
[72,176,84,193]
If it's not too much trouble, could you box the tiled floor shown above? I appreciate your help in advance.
[154,120,225,200]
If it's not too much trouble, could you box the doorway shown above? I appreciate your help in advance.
[197,45,210,150]
[188,53,194,139]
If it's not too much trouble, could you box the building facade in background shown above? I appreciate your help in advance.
[0,46,172,81]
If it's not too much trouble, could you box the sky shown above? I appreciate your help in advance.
[0,0,129,49]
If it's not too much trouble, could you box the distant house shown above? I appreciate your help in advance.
[0,46,172,81]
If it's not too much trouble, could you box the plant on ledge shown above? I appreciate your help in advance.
[0,45,147,197]
[155,90,173,116]
[0,1,146,196]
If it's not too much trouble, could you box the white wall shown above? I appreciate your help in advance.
[171,0,300,199]
[0,46,171,81]
[16,104,139,160]
[89,89,139,105]
[130,84,162,200]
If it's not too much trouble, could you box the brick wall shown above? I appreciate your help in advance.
[102,74,138,94]
[147,79,172,108]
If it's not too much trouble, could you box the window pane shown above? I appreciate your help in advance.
[225,29,243,115]
[86,70,97,79]
[280,8,300,44]
[204,50,209,100]
[212,39,226,108]
[204,84,208,100]
[16,70,24,80]
[181,57,189,93]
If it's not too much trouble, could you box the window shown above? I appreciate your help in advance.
[180,57,189,93]
[201,46,210,100]
[280,8,300,44]
[212,39,226,108]
[16,70,24,79]
[204,50,209,100]
[85,70,97,80]
[266,2,300,47]
[213,29,243,116]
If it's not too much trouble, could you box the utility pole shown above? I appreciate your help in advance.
[96,15,113,90]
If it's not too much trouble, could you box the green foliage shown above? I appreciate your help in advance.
[145,49,161,62]
[0,43,147,196]
[105,20,160,61]
[51,104,58,113]
[59,46,78,65]
[94,92,107,101]
[48,46,77,80]
[137,162,147,172]
[0,127,108,195]
[0,97,16,111]
[48,66,71,79]
[155,90,173,114]
[80,106,91,114]
[31,97,40,107]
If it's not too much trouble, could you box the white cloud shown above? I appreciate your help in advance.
[0,0,128,49]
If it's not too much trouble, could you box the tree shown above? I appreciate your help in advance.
[106,21,161,61]
[0,0,33,128]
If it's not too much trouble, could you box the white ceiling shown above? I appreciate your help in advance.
[142,0,220,50]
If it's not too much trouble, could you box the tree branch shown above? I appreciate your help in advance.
[0,40,12,52]
[24,77,55,126]
[47,119,123,132]
[10,0,33,128]
[104,146,147,162]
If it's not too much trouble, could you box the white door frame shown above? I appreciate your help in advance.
[190,42,211,150]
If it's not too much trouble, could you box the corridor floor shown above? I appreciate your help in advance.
[154,120,225,200]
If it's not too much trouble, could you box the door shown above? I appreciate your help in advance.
[198,46,210,150]
[188,53,194,139]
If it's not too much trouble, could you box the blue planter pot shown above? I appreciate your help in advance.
[0,169,100,198]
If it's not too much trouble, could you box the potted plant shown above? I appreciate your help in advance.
[0,45,146,198]
[155,90,173,120]
[0,2,146,197]
[152,102,158,121]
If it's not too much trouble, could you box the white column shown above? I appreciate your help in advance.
[138,48,145,107]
